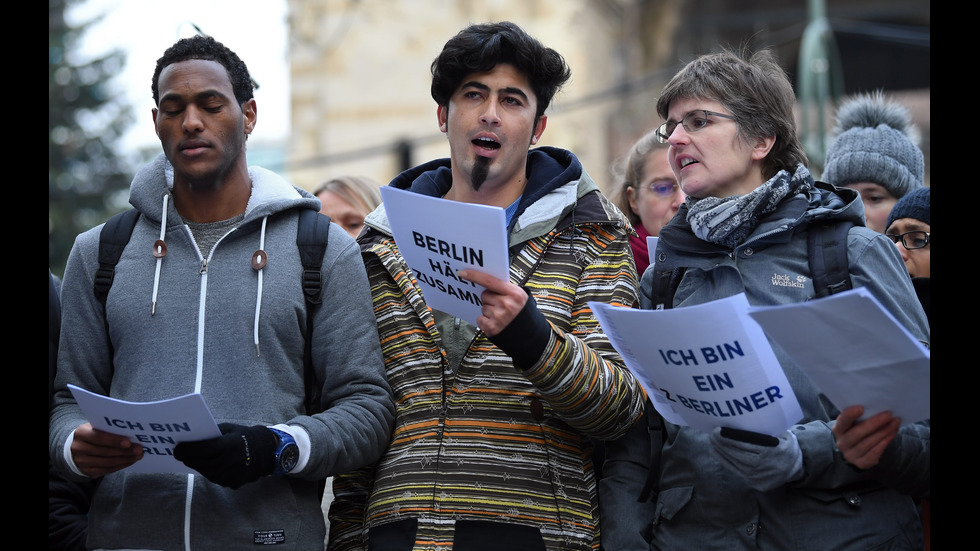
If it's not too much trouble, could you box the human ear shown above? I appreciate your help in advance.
[243,99,257,134]
[437,105,448,132]
[627,186,639,213]
[750,134,776,160]
[531,115,548,145]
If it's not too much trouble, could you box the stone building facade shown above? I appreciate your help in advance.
[283,0,928,195]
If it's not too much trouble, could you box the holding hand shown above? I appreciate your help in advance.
[832,405,900,470]
[70,422,144,478]
[174,423,277,489]
[458,269,527,336]
[709,427,804,492]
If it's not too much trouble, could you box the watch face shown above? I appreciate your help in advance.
[280,444,299,472]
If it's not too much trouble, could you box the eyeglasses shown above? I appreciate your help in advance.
[647,180,679,198]
[655,110,737,143]
[885,230,930,250]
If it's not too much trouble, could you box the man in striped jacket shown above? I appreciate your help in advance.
[328,21,646,551]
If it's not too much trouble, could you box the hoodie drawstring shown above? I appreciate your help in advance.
[151,194,170,315]
[251,216,269,356]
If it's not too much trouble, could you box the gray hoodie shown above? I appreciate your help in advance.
[49,153,394,550]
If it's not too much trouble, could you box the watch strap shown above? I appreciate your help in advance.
[269,427,298,476]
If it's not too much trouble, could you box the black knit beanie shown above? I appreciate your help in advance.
[886,187,930,229]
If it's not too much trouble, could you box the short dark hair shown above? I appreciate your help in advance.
[151,35,254,107]
[430,21,571,120]
[656,46,807,179]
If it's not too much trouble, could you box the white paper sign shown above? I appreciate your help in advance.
[68,384,221,474]
[646,236,658,268]
[380,186,510,326]
[590,293,803,436]
[746,287,930,424]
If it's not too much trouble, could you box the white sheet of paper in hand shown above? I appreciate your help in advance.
[746,287,930,425]
[380,186,510,326]
[646,236,658,269]
[590,293,803,436]
[68,384,221,475]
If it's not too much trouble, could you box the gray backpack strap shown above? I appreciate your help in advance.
[808,220,854,298]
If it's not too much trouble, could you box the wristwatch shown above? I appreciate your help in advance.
[269,428,299,476]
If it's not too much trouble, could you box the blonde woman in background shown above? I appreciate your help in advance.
[315,175,383,238]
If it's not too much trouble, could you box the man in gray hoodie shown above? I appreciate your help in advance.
[49,35,394,550]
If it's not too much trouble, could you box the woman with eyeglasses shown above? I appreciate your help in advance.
[611,129,686,277]
[608,47,930,550]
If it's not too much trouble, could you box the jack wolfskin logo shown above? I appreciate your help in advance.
[772,273,806,288]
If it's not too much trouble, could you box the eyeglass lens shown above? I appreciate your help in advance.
[887,231,929,250]
[657,113,700,142]
[649,181,677,197]
[656,110,729,143]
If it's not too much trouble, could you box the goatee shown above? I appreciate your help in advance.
[470,156,490,191]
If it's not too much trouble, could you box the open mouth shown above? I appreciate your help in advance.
[472,137,500,150]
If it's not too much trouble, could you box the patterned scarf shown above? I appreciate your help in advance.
[686,165,813,248]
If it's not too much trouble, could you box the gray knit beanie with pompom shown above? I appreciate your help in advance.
[821,90,924,199]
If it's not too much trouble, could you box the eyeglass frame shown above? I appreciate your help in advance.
[643,180,680,198]
[884,230,930,250]
[655,110,737,143]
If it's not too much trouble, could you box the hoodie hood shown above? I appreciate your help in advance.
[804,179,865,226]
[365,146,608,247]
[129,153,320,227]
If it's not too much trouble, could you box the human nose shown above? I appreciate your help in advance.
[666,123,689,145]
[182,105,205,133]
[895,238,911,259]
[671,187,686,210]
[480,100,501,126]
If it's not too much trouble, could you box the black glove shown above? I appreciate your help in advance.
[174,423,277,489]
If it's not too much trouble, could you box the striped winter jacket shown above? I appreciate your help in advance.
[328,147,646,551]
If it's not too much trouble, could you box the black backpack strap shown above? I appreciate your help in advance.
[637,398,663,503]
[638,264,682,500]
[93,209,140,375]
[296,210,331,416]
[94,209,141,306]
[808,220,854,298]
[647,265,686,310]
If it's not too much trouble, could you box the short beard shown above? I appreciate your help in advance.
[470,156,490,192]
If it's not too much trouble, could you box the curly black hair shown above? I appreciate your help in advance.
[430,21,571,120]
[151,35,254,107]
